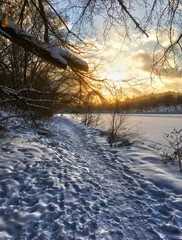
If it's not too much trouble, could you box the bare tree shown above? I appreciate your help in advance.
[1,1,181,73]
[0,0,181,126]
[0,1,91,126]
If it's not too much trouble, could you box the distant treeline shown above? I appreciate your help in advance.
[121,92,182,111]
[93,92,182,113]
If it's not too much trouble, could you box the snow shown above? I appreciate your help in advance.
[94,113,182,146]
[0,13,20,35]
[42,46,89,71]
[59,49,89,70]
[0,115,182,239]
[45,45,67,66]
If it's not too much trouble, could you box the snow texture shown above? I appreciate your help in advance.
[44,45,67,66]
[60,49,89,69]
[0,115,182,239]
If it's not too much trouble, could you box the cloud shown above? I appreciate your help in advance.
[132,51,152,72]
[142,27,180,48]
[159,68,182,79]
[132,50,181,80]
[84,36,182,95]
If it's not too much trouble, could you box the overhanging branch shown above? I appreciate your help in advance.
[0,12,89,72]
[117,0,149,38]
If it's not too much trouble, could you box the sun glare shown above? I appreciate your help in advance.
[105,63,125,82]
[107,70,125,82]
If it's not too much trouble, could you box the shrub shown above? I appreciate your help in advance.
[162,129,182,171]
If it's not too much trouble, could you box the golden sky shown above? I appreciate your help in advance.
[88,27,182,98]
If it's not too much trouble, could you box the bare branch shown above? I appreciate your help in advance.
[117,0,149,37]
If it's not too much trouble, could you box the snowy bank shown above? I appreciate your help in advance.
[126,104,182,114]
[0,116,182,239]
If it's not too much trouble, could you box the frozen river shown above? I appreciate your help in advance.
[98,114,182,146]
[127,114,182,145]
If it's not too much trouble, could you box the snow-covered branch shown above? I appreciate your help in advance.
[0,13,88,72]
[0,86,49,95]
[0,85,61,110]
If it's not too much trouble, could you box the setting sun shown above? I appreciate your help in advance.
[107,70,125,82]
[100,62,126,83]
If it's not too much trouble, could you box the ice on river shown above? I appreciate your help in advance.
[0,116,182,239]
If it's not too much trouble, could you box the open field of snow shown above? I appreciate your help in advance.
[92,113,182,146]
[127,114,182,146]
[0,116,182,239]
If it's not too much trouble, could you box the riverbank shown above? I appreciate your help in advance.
[122,104,182,114]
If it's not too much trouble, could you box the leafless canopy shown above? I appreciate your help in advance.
[1,0,181,77]
[0,0,181,126]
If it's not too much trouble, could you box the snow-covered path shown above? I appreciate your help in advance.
[0,117,182,239]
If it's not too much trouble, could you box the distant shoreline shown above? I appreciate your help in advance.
[94,111,182,114]
[62,112,182,115]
